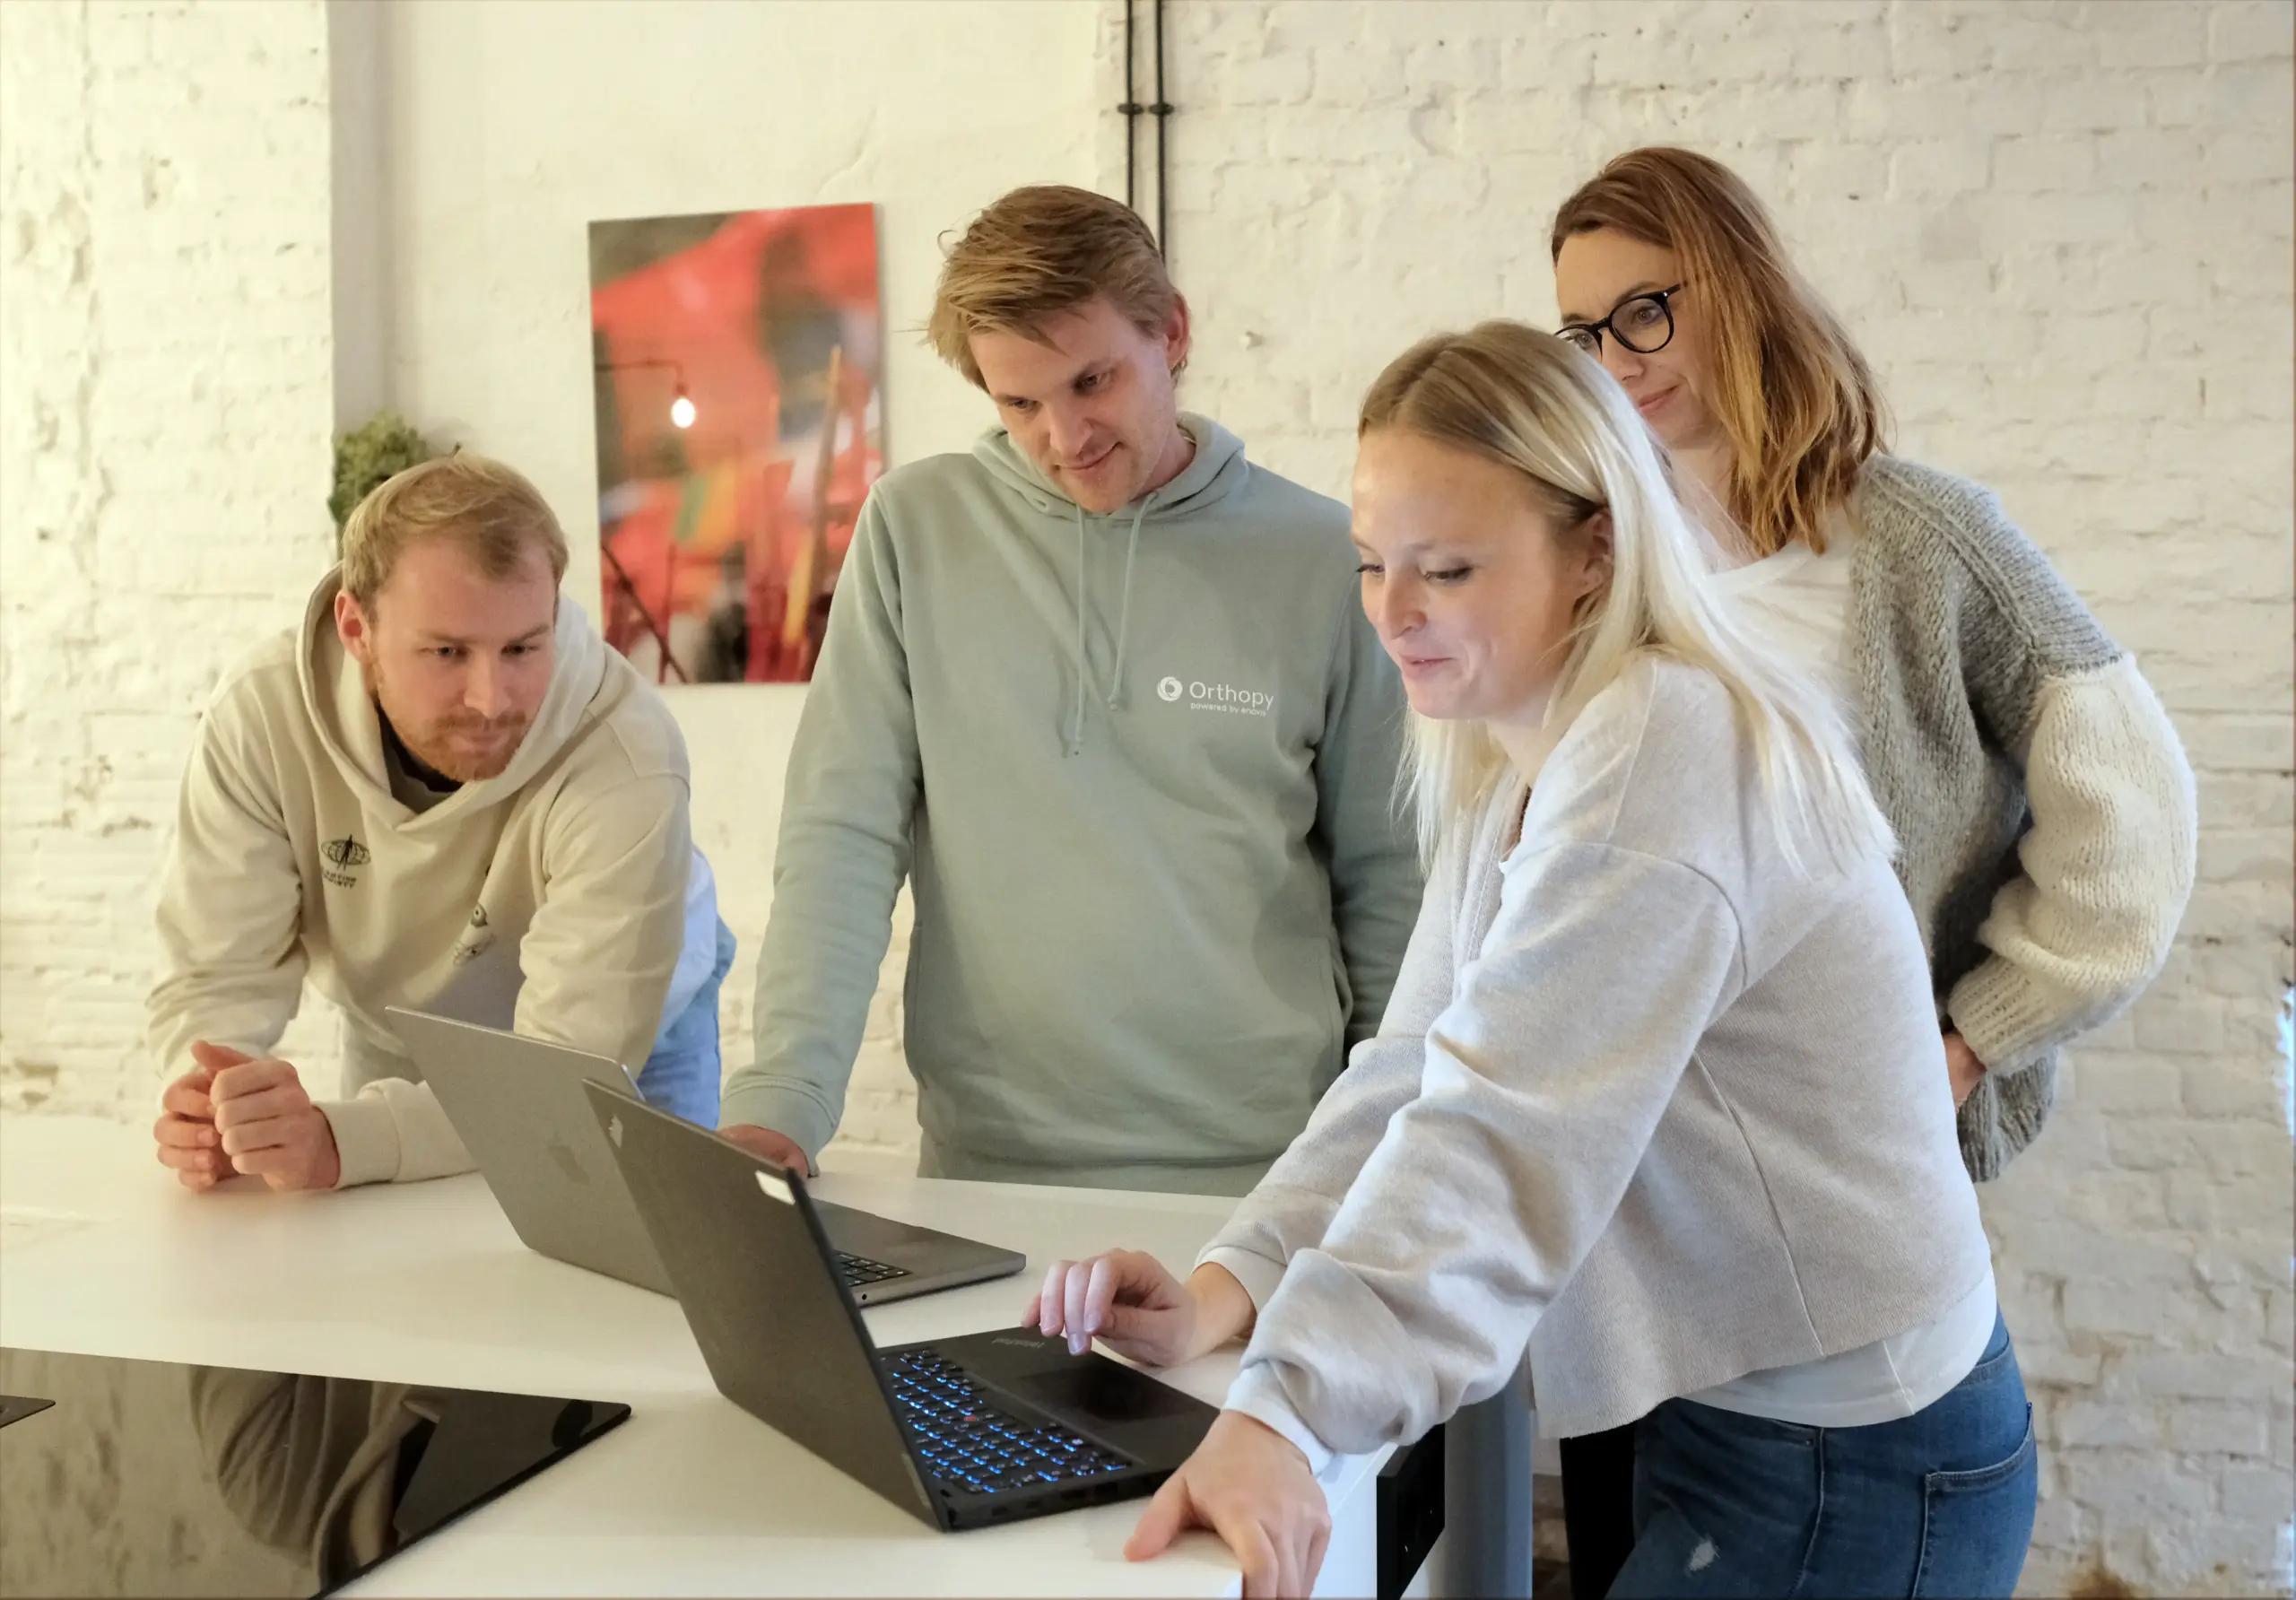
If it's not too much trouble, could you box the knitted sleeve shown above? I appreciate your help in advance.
[1895,463,2198,1074]
[1947,656,2196,1074]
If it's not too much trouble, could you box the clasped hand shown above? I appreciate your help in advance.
[152,1041,341,1192]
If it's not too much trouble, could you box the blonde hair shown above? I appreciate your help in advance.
[1360,321,1892,874]
[339,453,569,610]
[1551,147,1888,558]
[926,185,1180,388]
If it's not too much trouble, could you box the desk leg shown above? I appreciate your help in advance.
[1434,1358,1533,1597]
[1318,1453,1383,1598]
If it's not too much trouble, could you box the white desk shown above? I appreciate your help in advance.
[0,1115,1388,1596]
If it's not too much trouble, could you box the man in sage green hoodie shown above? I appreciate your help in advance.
[719,187,1420,1196]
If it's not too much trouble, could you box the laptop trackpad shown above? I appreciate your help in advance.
[1003,1362,1204,1428]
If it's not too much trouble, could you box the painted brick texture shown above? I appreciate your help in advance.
[1,0,340,1117]
[1085,4,2292,1593]
[3,3,2288,1593]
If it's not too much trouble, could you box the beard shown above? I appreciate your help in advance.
[408,714,528,783]
[361,659,531,783]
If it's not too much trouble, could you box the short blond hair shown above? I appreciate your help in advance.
[339,453,568,610]
[926,186,1179,387]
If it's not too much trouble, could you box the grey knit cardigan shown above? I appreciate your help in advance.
[1845,456,2196,1180]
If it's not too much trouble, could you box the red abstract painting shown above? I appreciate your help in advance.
[588,204,883,683]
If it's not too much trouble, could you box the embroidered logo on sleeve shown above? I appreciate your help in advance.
[453,902,494,966]
[320,835,370,888]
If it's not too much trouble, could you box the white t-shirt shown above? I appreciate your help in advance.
[1709,517,1857,691]
[1688,516,2000,1427]
[1686,1267,1999,1427]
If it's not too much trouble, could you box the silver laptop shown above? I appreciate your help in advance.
[387,1008,1026,1305]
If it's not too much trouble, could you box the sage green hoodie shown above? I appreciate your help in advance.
[721,415,1420,1195]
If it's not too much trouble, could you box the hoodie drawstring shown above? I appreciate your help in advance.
[1107,497,1149,708]
[1065,492,1157,757]
[1068,504,1090,756]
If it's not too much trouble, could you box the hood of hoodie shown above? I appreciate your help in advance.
[295,567,612,831]
[970,413,1254,755]
[970,411,1251,520]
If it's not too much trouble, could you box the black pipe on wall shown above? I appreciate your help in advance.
[1117,0,1173,263]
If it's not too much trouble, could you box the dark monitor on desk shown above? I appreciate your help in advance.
[0,1346,628,1598]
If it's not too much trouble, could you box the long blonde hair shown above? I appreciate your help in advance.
[1550,147,1888,558]
[1359,321,1892,873]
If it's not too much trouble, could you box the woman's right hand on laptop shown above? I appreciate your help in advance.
[1026,1251,1255,1367]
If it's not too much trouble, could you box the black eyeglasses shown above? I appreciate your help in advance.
[1558,285,1684,358]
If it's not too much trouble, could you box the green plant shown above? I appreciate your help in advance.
[330,412,438,542]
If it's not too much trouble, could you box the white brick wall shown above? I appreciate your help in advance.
[1094,3,2292,1593]
[361,0,1107,1163]
[0,0,339,1117]
[4,1,2289,1591]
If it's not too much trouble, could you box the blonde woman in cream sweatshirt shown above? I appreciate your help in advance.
[1032,326,2036,1597]
[149,455,715,1192]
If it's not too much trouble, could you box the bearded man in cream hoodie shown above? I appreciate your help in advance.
[149,452,726,1193]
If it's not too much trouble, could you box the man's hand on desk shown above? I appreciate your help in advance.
[1027,1253,1256,1368]
[152,1042,340,1193]
[719,1124,814,1176]
[152,1053,230,1191]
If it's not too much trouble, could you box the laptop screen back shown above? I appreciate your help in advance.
[579,1083,939,1526]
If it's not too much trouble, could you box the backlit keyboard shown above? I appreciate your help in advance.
[837,1251,909,1288]
[886,1349,1133,1497]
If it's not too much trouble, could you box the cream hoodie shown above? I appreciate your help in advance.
[147,570,692,1187]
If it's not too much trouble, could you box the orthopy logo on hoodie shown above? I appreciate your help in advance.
[1158,674,1274,717]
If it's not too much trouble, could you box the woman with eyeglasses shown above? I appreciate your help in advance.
[1029,322,2038,1597]
[1546,146,2196,1599]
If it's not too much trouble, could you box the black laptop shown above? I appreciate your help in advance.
[583,1082,1219,1531]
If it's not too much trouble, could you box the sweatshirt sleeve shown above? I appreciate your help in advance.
[1223,842,1743,1465]
[146,683,309,1090]
[517,771,691,1077]
[1943,499,2199,1076]
[1309,595,1422,1050]
[1199,836,1457,1305]
[320,771,692,1188]
[718,495,919,1159]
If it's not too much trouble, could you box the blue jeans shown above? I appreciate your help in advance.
[631,918,735,1125]
[1611,1312,2036,1598]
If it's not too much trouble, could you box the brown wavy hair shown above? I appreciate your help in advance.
[1551,147,1888,557]
[927,186,1181,389]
